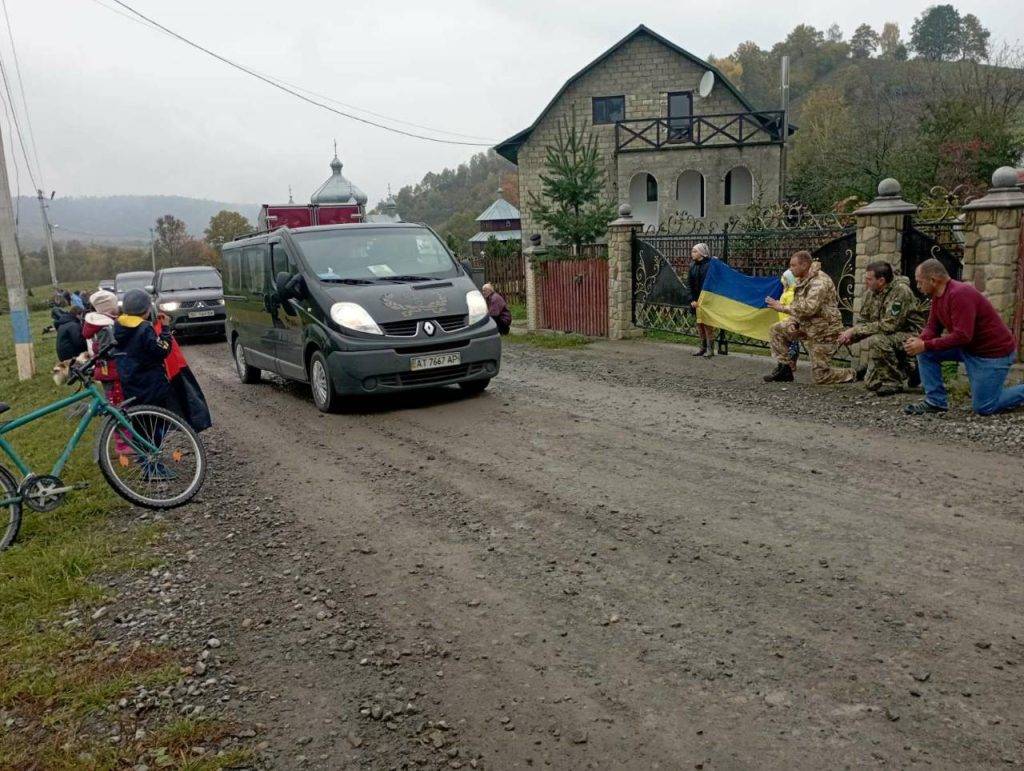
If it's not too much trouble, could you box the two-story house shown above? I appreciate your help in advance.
[495,25,791,239]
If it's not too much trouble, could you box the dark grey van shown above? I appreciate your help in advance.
[221,223,501,412]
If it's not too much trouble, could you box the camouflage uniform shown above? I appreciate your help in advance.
[846,276,925,391]
[769,268,854,385]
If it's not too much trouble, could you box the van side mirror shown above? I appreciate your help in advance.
[275,271,292,298]
[276,272,306,300]
[144,284,154,294]
[460,259,473,275]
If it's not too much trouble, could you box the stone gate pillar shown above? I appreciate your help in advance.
[851,179,918,363]
[523,234,545,333]
[607,204,643,340]
[852,178,918,310]
[961,167,1024,327]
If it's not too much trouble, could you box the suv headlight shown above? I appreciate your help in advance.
[159,301,180,312]
[330,302,382,335]
[466,290,488,325]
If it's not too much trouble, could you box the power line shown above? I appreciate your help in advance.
[0,85,21,224]
[102,0,495,147]
[0,45,36,192]
[0,0,43,189]
[86,0,495,142]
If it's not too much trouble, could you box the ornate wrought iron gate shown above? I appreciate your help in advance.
[632,226,856,351]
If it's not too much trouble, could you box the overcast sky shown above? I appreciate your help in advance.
[3,0,1021,209]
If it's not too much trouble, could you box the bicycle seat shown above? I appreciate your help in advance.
[0,403,8,415]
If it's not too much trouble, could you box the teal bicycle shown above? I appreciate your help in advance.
[0,345,207,550]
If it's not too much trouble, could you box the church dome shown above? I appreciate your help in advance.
[310,150,367,206]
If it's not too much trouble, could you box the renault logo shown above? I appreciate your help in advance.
[423,321,436,336]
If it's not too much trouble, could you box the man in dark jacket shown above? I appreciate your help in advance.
[114,289,173,409]
[52,306,87,361]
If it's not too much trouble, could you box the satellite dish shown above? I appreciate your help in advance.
[698,70,715,98]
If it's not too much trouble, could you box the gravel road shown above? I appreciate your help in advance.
[168,338,1023,769]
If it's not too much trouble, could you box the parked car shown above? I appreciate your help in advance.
[150,265,226,338]
[99,279,116,293]
[221,222,501,412]
[114,271,154,307]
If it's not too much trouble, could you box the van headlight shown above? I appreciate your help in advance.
[330,302,382,335]
[466,290,488,325]
[159,301,180,312]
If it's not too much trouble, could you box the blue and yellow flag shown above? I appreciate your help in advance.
[695,259,784,342]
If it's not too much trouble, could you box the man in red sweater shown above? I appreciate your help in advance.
[903,259,1024,415]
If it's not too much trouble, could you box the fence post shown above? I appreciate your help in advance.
[523,234,545,333]
[608,204,643,340]
[960,167,1024,329]
[851,179,918,364]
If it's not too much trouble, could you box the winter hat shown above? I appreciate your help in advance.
[693,243,711,259]
[90,289,118,316]
[122,288,153,316]
[782,269,796,287]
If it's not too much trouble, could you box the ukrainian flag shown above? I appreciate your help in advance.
[695,259,784,342]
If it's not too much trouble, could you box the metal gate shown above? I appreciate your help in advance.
[632,227,856,352]
[537,258,609,337]
[901,219,964,297]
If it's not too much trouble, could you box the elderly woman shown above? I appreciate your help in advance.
[687,243,717,358]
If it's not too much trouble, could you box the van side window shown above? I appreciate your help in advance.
[243,245,267,295]
[271,242,295,276]
[222,248,240,293]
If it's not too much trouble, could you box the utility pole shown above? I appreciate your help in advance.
[149,227,156,272]
[778,55,790,205]
[37,189,57,287]
[0,122,35,379]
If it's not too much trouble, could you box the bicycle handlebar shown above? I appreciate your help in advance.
[67,342,118,387]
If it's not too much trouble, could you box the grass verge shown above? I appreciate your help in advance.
[0,310,247,769]
[507,332,592,349]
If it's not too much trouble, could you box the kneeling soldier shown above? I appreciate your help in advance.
[836,261,925,396]
[764,251,855,385]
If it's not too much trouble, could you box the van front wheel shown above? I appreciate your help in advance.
[309,351,341,413]
[233,339,261,384]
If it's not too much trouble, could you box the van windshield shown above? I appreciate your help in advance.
[158,270,223,292]
[292,228,457,282]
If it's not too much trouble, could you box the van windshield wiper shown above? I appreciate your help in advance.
[378,275,439,283]
[320,277,376,285]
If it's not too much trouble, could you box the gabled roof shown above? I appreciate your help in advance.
[494,24,761,165]
[469,229,522,243]
[476,196,521,222]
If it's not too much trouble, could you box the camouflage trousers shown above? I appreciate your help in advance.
[861,332,915,391]
[769,318,854,385]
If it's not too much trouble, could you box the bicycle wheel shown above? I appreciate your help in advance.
[0,465,22,551]
[97,405,207,509]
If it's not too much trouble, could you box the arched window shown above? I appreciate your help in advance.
[628,172,659,228]
[724,166,753,206]
[675,170,705,218]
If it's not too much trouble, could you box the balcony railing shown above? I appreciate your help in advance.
[615,111,786,153]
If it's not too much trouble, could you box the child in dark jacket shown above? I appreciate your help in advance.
[52,306,87,362]
[113,289,173,409]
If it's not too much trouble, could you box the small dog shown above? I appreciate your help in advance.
[51,352,90,386]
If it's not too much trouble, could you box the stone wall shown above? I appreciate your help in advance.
[516,32,779,245]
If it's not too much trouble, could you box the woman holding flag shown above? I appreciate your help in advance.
[688,243,717,358]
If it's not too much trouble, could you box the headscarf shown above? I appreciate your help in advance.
[693,243,711,260]
[781,269,796,288]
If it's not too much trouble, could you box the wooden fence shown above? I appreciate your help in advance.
[472,252,526,305]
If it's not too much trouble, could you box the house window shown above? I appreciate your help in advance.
[724,166,753,206]
[592,96,625,125]
[667,92,693,142]
[646,175,658,202]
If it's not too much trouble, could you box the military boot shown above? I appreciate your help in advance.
[763,363,794,382]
